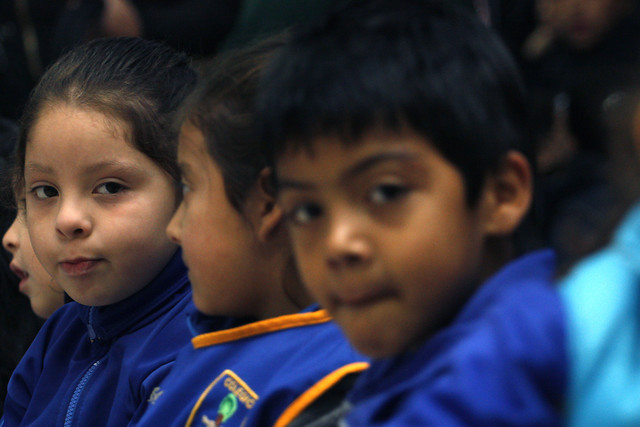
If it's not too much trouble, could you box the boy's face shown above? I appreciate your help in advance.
[276,128,498,358]
[24,105,178,306]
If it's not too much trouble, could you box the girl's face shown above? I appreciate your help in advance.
[3,209,65,318]
[24,104,179,306]
[167,124,273,318]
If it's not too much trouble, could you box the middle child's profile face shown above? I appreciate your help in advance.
[166,124,268,317]
[276,127,497,358]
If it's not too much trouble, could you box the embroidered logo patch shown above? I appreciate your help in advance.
[186,369,259,427]
[147,386,164,405]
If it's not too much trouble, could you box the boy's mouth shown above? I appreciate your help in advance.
[60,258,102,276]
[333,285,395,307]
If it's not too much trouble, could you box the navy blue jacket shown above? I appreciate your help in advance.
[1,251,192,427]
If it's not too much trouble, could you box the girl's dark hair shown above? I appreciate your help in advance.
[16,36,197,186]
[179,34,287,212]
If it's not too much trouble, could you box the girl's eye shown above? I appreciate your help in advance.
[287,203,323,226]
[95,182,126,195]
[181,182,190,196]
[32,185,58,200]
[369,183,407,204]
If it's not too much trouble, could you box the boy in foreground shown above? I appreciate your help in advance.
[257,0,566,424]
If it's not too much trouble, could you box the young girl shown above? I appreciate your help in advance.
[1,37,196,426]
[3,199,65,319]
[135,37,367,427]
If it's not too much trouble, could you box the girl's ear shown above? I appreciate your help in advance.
[253,167,284,242]
[481,151,533,236]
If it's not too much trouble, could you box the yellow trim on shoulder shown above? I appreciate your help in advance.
[191,309,332,349]
[273,362,370,427]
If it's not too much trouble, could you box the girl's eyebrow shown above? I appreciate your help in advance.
[24,162,54,175]
[177,161,193,177]
[81,160,141,176]
[25,160,142,177]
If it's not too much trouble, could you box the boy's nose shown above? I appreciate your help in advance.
[325,216,373,270]
[55,198,92,239]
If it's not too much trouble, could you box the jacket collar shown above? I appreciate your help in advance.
[76,249,189,342]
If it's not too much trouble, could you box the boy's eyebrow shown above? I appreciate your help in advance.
[342,151,415,181]
[278,150,417,191]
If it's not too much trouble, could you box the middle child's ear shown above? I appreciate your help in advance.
[480,151,533,236]
[246,167,284,243]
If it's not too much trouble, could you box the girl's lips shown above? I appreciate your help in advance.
[9,263,30,294]
[9,262,28,281]
[60,259,101,276]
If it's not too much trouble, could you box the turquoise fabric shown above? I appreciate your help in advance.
[560,201,640,426]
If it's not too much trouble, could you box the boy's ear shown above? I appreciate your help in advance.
[252,167,284,242]
[481,151,532,236]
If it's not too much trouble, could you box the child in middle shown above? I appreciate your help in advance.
[136,36,367,427]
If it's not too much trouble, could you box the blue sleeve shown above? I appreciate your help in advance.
[2,321,52,425]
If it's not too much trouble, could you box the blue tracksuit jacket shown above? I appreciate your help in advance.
[1,251,192,427]
[136,304,368,427]
[344,249,566,426]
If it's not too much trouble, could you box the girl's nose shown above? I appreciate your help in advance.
[2,217,20,253]
[165,203,184,245]
[55,198,92,239]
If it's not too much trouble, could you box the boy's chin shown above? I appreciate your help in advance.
[346,329,416,359]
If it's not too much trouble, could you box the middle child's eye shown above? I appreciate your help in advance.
[95,182,126,195]
[287,203,323,226]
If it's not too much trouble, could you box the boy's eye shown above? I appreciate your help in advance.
[369,183,407,204]
[32,185,58,200]
[95,182,126,195]
[287,203,323,225]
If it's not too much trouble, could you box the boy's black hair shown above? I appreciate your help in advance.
[16,36,197,188]
[179,34,288,212]
[257,0,532,206]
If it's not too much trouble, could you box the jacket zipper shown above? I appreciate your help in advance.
[64,307,101,426]
[64,359,101,427]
